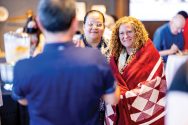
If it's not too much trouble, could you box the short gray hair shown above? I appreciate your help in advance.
[38,0,76,32]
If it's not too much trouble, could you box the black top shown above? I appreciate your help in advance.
[169,61,188,93]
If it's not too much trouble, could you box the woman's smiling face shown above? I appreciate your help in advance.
[83,12,105,42]
[119,23,135,49]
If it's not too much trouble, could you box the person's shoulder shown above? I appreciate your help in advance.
[77,47,103,56]
[15,54,42,66]
[169,62,188,92]
[75,47,106,63]
[14,58,33,71]
[15,58,30,64]
[154,23,169,37]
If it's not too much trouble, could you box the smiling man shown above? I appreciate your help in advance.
[153,14,186,63]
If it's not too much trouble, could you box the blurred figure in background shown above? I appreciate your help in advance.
[177,10,188,50]
[23,15,42,56]
[106,16,166,125]
[153,14,185,63]
[104,14,117,30]
[16,13,44,57]
[103,14,118,41]
[166,61,188,125]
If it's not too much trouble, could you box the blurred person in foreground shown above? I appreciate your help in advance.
[177,10,188,50]
[153,14,185,63]
[166,61,188,125]
[105,16,167,125]
[11,0,120,125]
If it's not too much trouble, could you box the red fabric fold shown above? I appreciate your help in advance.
[183,19,188,50]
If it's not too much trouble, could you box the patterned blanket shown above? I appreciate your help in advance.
[106,39,167,125]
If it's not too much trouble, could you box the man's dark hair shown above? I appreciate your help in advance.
[38,0,76,32]
[83,10,105,24]
[178,10,188,19]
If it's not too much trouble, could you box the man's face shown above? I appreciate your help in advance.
[170,15,185,35]
[83,12,105,42]
[171,21,184,35]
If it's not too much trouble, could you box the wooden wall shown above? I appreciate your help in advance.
[143,21,167,40]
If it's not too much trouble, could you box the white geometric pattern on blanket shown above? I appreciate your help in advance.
[130,97,165,122]
[105,104,116,125]
[106,104,115,117]
[129,91,165,122]
[105,57,165,124]
[131,112,141,123]
[143,105,155,116]
[130,101,164,122]
[157,97,165,106]
[149,89,159,103]
[132,96,148,111]
[126,77,165,122]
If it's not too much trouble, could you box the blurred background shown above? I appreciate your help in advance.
[0,0,188,51]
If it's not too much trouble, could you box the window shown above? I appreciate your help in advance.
[129,0,188,21]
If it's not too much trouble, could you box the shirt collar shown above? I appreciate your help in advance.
[43,41,75,52]
[82,34,107,49]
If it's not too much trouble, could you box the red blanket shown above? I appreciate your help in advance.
[106,39,167,125]
[183,19,188,50]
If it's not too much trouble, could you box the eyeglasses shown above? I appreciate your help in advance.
[86,22,104,28]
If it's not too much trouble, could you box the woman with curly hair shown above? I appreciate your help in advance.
[105,16,167,125]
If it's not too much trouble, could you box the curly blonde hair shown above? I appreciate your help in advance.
[110,16,149,60]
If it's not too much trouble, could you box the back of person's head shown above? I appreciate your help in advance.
[38,0,76,32]
[177,10,188,19]
[170,14,186,35]
[83,10,105,24]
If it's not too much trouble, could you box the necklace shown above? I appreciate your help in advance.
[118,49,137,74]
